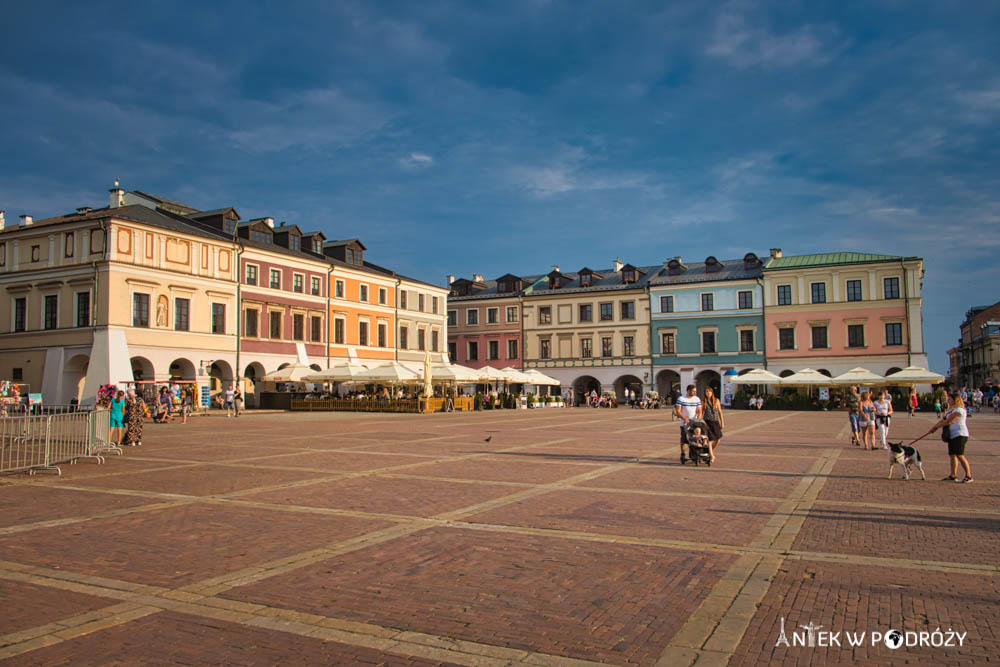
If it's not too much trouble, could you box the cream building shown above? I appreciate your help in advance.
[396,276,449,365]
[0,185,238,405]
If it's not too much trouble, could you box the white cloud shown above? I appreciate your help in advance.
[399,152,435,168]
[706,9,844,68]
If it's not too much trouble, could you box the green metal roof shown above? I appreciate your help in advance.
[764,252,918,270]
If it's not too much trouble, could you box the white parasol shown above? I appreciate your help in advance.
[778,368,833,386]
[261,364,316,382]
[730,368,784,385]
[884,366,946,386]
[829,367,886,387]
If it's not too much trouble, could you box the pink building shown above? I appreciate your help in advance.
[447,274,531,369]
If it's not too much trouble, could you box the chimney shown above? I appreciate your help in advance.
[446,274,455,285]
[19,214,33,227]
[613,258,624,272]
[109,180,124,208]
[769,248,782,259]
[473,273,484,282]
[0,211,4,231]
[263,217,274,228]
[551,265,560,273]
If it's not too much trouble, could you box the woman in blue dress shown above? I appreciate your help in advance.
[109,390,127,446]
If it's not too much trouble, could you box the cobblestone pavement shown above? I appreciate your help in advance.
[0,407,997,665]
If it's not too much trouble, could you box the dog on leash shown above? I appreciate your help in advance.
[887,441,925,480]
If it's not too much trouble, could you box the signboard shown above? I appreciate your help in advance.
[721,377,735,407]
[200,385,210,408]
[819,387,830,401]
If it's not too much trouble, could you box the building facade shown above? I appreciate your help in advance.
[649,254,765,397]
[521,261,654,402]
[762,251,928,378]
[396,275,449,366]
[446,274,528,369]
[947,301,1000,388]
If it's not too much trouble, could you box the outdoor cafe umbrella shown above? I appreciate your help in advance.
[522,369,561,385]
[830,367,886,387]
[353,361,422,384]
[431,363,481,383]
[304,360,371,383]
[477,366,509,384]
[729,368,783,385]
[884,366,946,386]
[778,368,832,386]
[501,367,534,384]
[260,364,316,383]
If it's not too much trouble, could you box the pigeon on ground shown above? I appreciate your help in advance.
[484,435,493,443]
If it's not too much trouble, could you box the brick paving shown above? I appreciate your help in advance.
[0,407,997,665]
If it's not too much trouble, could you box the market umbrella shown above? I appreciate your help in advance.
[305,360,371,383]
[353,362,422,384]
[884,366,946,386]
[830,367,886,387]
[779,368,832,386]
[477,366,509,384]
[522,369,561,385]
[260,364,316,382]
[730,368,784,385]
[501,367,533,384]
[431,363,481,383]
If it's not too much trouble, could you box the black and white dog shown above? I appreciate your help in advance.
[887,442,925,480]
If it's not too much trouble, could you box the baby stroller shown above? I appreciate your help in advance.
[683,419,712,467]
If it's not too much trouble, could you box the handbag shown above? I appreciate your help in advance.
[940,424,950,442]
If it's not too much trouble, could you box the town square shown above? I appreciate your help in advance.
[1,1,999,665]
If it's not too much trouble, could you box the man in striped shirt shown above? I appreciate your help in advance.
[675,384,703,464]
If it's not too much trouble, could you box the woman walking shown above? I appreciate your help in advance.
[702,386,725,463]
[931,394,973,483]
[233,386,244,417]
[123,389,145,446]
[874,390,893,450]
[859,391,877,451]
[908,390,918,417]
[109,390,127,446]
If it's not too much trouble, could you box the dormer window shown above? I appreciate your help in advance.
[251,228,272,245]
[345,248,362,265]
[743,252,760,270]
[312,239,322,253]
[667,259,686,275]
[550,276,561,289]
[705,256,723,273]
[289,235,300,251]
[223,216,237,235]
[623,270,636,283]
[580,272,591,287]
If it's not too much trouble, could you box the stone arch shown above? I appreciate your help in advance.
[277,362,291,370]
[310,363,322,371]
[62,354,90,404]
[817,369,832,377]
[168,358,196,381]
[209,360,234,395]
[885,367,903,377]
[614,374,643,401]
[244,362,266,383]
[131,356,155,382]
[573,375,601,404]
[778,369,795,378]
[695,370,720,398]
[656,369,681,399]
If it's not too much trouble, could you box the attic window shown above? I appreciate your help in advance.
[251,228,272,245]
[224,216,237,235]
[579,272,591,287]
[622,269,637,283]
[289,235,300,251]
[312,239,322,253]
[345,248,362,265]
[705,256,723,273]
[549,276,561,289]
[743,252,759,269]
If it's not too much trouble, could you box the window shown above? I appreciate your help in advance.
[0,242,5,266]
[448,342,457,361]
[468,341,479,360]
[12,368,22,380]
[539,339,551,359]
[507,339,518,360]
[886,322,903,346]
[539,306,552,324]
[269,311,282,339]
[378,287,386,304]
[133,293,150,327]
[312,238,322,254]
[13,297,26,332]
[702,331,716,353]
[174,298,190,331]
[399,326,408,349]
[31,245,39,262]
[76,292,90,328]
[211,304,226,334]
[580,273,591,287]
[621,301,635,320]
[487,307,499,324]
[378,322,387,347]
[660,295,674,313]
[293,274,304,293]
[738,291,753,309]
[448,310,457,326]
[579,304,593,322]
[846,280,862,302]
[289,235,300,252]
[359,321,369,346]
[661,332,675,354]
[431,330,439,352]
[701,293,714,311]
[598,302,613,321]
[359,285,368,302]
[488,340,499,360]
[740,329,754,352]
[311,277,321,296]
[602,337,613,357]
[777,284,792,305]
[44,295,57,330]
[466,309,478,325]
[884,277,900,299]
[65,232,74,257]
[506,306,518,323]
[345,248,361,265]
[623,269,637,283]
[418,294,425,311]
[224,217,237,235]
[334,318,345,344]
[811,326,828,349]
[269,269,281,289]
[246,265,258,286]
[400,291,407,309]
[418,328,426,350]
[292,314,304,340]
[811,282,826,304]
[623,335,634,357]
[581,338,593,357]
[244,309,258,337]
[335,280,345,298]
[778,328,795,350]
[432,296,439,314]
[251,229,272,244]
[847,324,865,348]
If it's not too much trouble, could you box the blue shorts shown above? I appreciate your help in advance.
[110,415,124,428]
[848,413,860,433]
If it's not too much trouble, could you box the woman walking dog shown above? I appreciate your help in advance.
[930,393,973,483]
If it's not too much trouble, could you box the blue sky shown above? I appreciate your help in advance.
[1,1,998,372]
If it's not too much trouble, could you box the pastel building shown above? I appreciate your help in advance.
[762,251,928,378]
[447,273,529,369]
[395,274,449,366]
[650,254,765,396]
[947,301,1000,389]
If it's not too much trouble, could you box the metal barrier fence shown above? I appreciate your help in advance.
[290,398,421,413]
[0,408,113,475]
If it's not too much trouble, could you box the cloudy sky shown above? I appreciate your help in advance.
[1,1,997,372]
